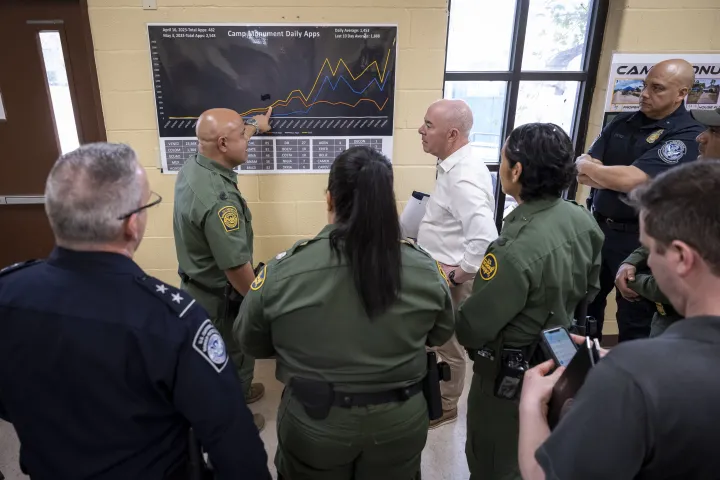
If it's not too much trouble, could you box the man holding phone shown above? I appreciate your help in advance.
[518,161,720,480]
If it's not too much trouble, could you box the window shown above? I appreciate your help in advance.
[444,0,609,228]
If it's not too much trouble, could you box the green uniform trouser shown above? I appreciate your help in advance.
[182,282,254,395]
[466,361,521,480]
[276,388,428,480]
[649,312,682,338]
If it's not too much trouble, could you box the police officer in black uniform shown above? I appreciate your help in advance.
[0,143,271,480]
[576,58,704,341]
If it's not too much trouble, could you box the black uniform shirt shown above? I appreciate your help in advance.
[0,248,270,480]
[589,105,704,220]
[536,316,720,480]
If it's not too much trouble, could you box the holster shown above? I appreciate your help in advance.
[223,283,243,324]
[289,377,334,420]
[422,351,451,420]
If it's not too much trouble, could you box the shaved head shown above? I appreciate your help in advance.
[641,58,696,119]
[419,99,473,160]
[195,108,249,167]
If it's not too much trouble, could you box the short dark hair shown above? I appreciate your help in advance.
[630,160,720,275]
[504,123,576,202]
[327,146,401,318]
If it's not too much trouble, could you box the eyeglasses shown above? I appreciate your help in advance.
[117,191,163,220]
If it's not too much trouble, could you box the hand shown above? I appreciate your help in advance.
[519,359,565,415]
[575,154,602,175]
[615,263,639,301]
[569,333,609,358]
[251,107,273,134]
[577,173,593,186]
[440,263,474,285]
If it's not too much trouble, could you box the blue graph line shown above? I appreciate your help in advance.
[268,74,390,117]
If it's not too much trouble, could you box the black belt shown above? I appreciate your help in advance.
[593,213,639,233]
[178,269,224,296]
[332,381,424,408]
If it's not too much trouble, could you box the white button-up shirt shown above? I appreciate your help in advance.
[417,143,498,274]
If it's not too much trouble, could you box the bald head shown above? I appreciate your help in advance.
[195,108,249,167]
[641,59,695,119]
[429,99,474,138]
[419,99,474,160]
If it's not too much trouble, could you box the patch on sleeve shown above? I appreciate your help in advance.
[658,140,686,164]
[250,265,267,291]
[480,253,498,281]
[193,319,229,373]
[218,205,240,232]
[645,129,664,144]
[436,261,450,285]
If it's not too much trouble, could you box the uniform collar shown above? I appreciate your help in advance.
[315,224,336,239]
[48,247,145,276]
[662,316,720,343]
[437,143,472,173]
[628,103,690,130]
[505,197,562,223]
[195,154,238,183]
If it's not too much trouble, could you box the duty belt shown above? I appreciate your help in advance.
[593,213,639,233]
[332,381,424,408]
[178,269,224,296]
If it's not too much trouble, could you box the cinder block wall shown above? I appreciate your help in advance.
[581,0,720,335]
[87,0,448,286]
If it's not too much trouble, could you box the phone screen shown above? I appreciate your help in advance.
[543,328,577,367]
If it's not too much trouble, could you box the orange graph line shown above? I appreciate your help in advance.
[168,37,396,120]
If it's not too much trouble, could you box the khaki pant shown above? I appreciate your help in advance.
[429,279,473,412]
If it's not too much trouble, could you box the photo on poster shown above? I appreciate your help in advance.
[688,78,719,105]
[611,78,643,105]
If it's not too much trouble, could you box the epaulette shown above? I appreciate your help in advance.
[400,238,431,257]
[135,275,197,318]
[0,260,42,278]
[273,237,316,262]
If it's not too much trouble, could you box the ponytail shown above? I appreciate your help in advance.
[328,147,402,318]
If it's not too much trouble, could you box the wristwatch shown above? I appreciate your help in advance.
[245,118,259,136]
[448,270,460,287]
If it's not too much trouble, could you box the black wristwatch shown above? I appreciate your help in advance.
[448,270,460,287]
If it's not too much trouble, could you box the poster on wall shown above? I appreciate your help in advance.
[147,23,397,174]
[602,53,720,129]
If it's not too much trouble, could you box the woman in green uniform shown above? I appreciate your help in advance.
[234,146,455,480]
[456,123,604,480]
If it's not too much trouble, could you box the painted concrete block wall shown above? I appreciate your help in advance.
[581,0,720,335]
[87,0,448,286]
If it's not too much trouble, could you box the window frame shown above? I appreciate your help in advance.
[443,0,610,230]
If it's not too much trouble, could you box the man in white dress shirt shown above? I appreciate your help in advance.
[417,99,498,428]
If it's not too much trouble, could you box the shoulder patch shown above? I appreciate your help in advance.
[0,260,41,278]
[135,276,196,318]
[218,205,240,232]
[192,319,228,373]
[646,129,664,144]
[659,140,686,164]
[436,261,450,286]
[480,253,498,281]
[250,265,267,291]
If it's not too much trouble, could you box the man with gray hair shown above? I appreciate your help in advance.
[417,99,498,428]
[0,143,270,480]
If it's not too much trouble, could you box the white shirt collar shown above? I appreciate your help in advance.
[437,143,472,173]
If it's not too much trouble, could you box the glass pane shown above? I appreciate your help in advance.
[514,81,580,134]
[446,0,517,71]
[521,0,591,71]
[444,81,507,163]
[39,31,80,154]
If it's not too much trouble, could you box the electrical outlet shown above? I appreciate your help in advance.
[143,0,157,10]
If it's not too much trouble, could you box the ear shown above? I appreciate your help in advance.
[512,161,523,182]
[326,190,334,213]
[217,136,228,152]
[447,127,459,142]
[123,213,140,241]
[673,240,697,277]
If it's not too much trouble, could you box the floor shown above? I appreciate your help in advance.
[0,359,472,479]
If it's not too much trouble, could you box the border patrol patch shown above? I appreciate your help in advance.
[646,129,664,144]
[480,253,498,281]
[218,206,240,232]
[659,140,686,164]
[250,265,267,291]
[436,261,450,286]
[193,319,228,373]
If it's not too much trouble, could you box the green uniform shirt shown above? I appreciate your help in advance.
[624,246,680,318]
[457,198,604,349]
[173,154,254,290]
[234,225,455,393]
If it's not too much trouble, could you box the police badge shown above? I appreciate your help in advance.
[646,129,664,144]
